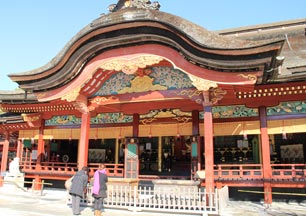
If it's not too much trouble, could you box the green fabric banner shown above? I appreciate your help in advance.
[23,139,31,148]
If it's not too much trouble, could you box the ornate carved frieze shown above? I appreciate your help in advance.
[61,86,81,102]
[175,89,202,99]
[90,96,113,105]
[140,117,157,125]
[267,100,306,116]
[92,113,133,124]
[95,66,193,96]
[109,0,160,13]
[140,109,192,124]
[212,105,258,118]
[88,96,116,111]
[100,55,163,75]
[201,87,227,106]
[21,113,42,127]
[45,115,81,126]
[0,105,7,113]
[173,117,192,123]
[210,88,227,105]
[237,74,257,83]
[118,75,167,93]
[188,74,218,91]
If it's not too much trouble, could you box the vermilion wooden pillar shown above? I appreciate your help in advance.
[78,112,90,171]
[133,113,139,137]
[16,139,22,159]
[192,110,200,135]
[259,106,272,204]
[204,105,214,193]
[0,132,9,187]
[34,120,45,190]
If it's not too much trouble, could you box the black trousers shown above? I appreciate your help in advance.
[94,197,104,210]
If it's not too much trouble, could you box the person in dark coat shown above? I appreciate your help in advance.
[92,164,108,216]
[69,166,89,215]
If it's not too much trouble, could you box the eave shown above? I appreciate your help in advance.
[7,8,283,94]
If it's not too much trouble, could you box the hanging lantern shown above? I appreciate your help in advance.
[69,128,72,141]
[31,130,35,144]
[50,129,53,141]
[243,122,248,140]
[176,124,180,137]
[282,120,287,140]
[282,130,287,140]
[243,132,248,141]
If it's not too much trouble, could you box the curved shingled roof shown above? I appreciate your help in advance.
[8,3,283,92]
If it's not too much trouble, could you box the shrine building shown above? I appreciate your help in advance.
[0,0,306,205]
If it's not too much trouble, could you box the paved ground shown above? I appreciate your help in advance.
[1,185,306,216]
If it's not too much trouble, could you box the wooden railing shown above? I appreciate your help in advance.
[271,164,306,180]
[214,164,263,180]
[19,161,124,178]
[18,160,306,183]
[20,161,77,176]
[214,163,306,182]
[88,163,124,177]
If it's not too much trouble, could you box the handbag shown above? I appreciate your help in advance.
[65,176,74,190]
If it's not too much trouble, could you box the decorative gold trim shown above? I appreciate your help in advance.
[237,74,257,82]
[0,105,7,113]
[118,75,167,94]
[61,86,81,102]
[188,74,218,91]
[88,96,116,111]
[100,55,164,75]
[90,96,114,105]
[211,88,227,105]
[21,114,40,122]
[155,110,176,118]
[175,89,202,99]
[140,118,157,125]
[173,117,192,123]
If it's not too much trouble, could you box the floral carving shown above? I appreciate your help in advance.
[210,88,227,105]
[140,118,157,125]
[100,55,163,75]
[61,86,81,102]
[173,117,192,123]
[175,89,202,99]
[188,74,218,91]
[109,0,160,13]
[118,75,167,93]
[267,101,306,116]
[237,74,257,83]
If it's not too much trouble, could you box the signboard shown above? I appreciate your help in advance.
[280,144,304,163]
[88,149,106,163]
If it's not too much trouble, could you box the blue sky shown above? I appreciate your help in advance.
[0,0,305,90]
